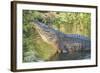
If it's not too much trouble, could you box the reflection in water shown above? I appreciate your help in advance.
[50,50,91,61]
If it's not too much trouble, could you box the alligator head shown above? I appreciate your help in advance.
[31,20,59,47]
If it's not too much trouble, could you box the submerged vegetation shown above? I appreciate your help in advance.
[23,10,91,62]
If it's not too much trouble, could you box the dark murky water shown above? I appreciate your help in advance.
[50,50,91,61]
[23,50,91,62]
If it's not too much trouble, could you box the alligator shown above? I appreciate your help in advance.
[31,20,91,54]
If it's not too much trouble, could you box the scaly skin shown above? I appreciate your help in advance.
[32,21,91,54]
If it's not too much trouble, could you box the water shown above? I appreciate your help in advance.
[50,50,91,61]
[24,50,91,62]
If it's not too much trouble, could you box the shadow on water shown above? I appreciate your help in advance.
[50,50,91,61]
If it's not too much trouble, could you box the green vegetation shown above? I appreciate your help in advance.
[23,10,91,62]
